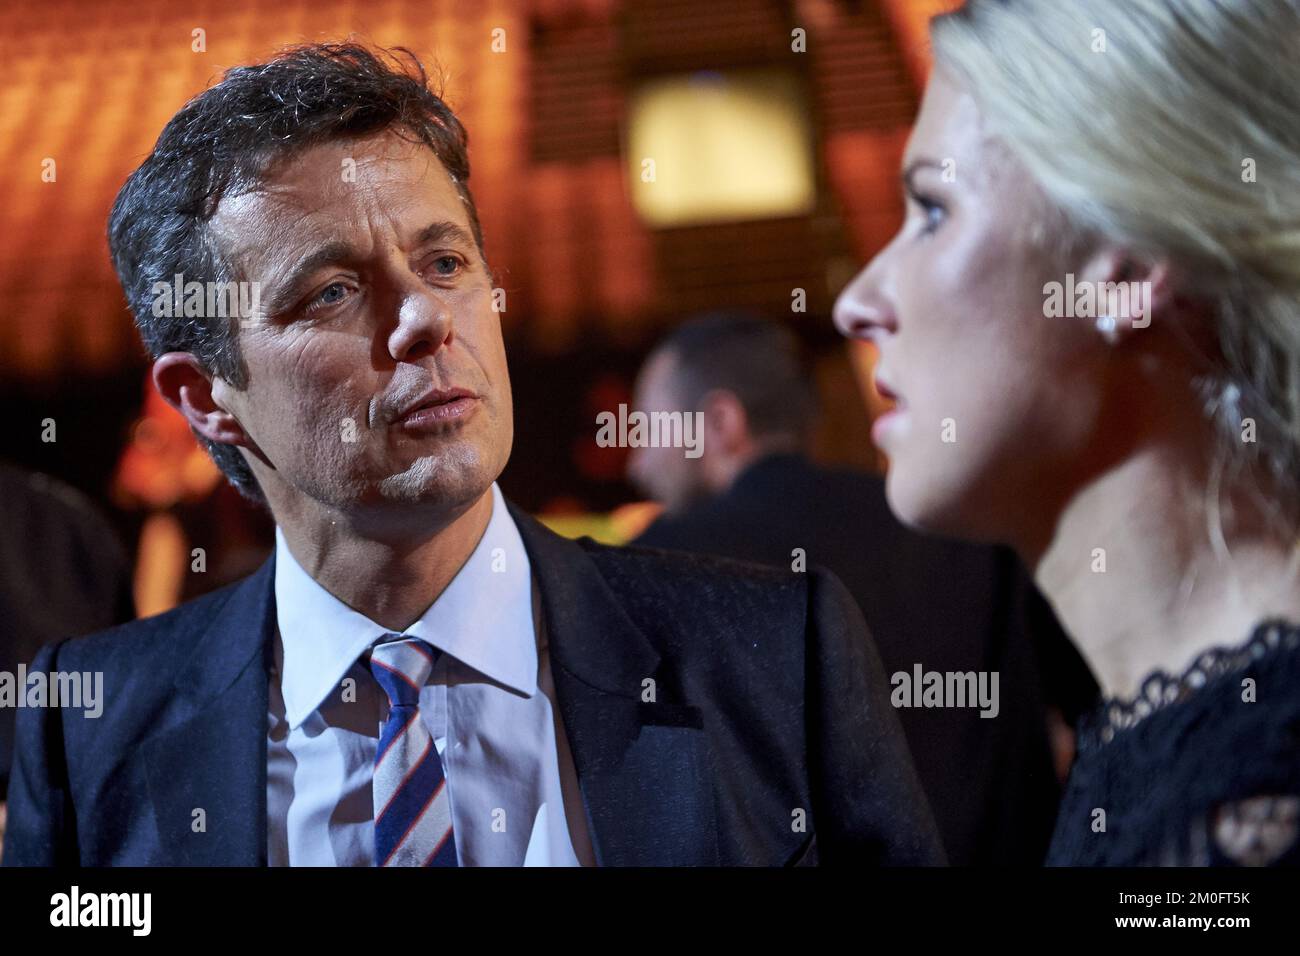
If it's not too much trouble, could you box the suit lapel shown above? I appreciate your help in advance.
[510,502,720,866]
[142,554,274,865]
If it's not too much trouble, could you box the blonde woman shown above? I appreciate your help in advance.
[833,0,1300,865]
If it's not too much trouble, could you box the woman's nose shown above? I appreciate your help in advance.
[832,266,897,342]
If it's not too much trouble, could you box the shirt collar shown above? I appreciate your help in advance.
[273,483,538,730]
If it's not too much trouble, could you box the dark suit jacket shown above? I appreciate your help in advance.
[637,453,1098,865]
[3,500,943,867]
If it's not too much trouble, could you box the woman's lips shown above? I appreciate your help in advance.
[871,405,905,446]
[871,376,906,445]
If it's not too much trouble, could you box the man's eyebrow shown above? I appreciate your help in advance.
[901,158,946,192]
[413,220,477,250]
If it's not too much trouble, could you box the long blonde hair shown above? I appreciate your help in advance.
[931,0,1300,523]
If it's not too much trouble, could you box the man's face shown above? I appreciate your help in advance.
[626,348,708,515]
[207,129,512,517]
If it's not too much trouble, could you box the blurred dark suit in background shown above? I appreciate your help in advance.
[629,314,1099,865]
[0,463,136,801]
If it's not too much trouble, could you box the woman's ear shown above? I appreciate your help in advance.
[151,352,252,448]
[1073,247,1176,341]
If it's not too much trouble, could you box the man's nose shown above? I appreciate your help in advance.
[387,284,455,362]
[832,262,897,342]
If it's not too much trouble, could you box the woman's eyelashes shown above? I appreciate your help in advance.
[907,190,947,237]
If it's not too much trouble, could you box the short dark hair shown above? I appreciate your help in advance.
[653,312,818,441]
[108,41,489,504]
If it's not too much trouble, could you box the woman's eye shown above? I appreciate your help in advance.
[914,196,946,235]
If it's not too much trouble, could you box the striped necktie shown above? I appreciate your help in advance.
[367,635,458,867]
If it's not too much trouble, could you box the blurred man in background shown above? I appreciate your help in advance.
[0,463,136,859]
[629,312,1098,865]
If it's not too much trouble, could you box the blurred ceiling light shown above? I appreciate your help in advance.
[626,69,816,227]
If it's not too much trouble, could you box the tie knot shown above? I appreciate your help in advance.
[368,636,438,708]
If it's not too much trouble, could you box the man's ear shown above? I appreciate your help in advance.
[1074,246,1176,337]
[699,389,750,453]
[151,352,251,448]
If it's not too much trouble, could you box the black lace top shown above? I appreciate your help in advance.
[1046,619,1300,866]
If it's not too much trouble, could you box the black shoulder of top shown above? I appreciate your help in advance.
[1047,618,1300,866]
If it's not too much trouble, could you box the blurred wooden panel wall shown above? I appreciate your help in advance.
[0,0,954,382]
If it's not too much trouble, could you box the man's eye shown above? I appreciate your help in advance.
[428,255,462,278]
[304,282,351,314]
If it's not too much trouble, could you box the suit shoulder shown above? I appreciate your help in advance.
[42,574,252,672]
[575,537,811,618]
[592,537,801,583]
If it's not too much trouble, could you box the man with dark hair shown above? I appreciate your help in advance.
[628,311,818,516]
[2,43,941,867]
[630,312,1099,865]
[106,44,490,506]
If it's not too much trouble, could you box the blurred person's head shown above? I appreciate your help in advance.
[628,312,817,514]
[832,0,1300,555]
[108,43,512,537]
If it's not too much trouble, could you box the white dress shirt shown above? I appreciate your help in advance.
[266,482,596,866]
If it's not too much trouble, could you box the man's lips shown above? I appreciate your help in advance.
[392,387,479,427]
